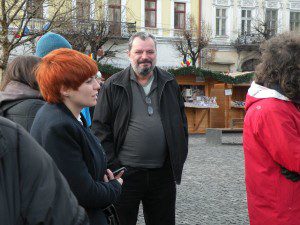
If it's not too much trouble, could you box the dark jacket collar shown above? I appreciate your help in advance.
[57,103,88,128]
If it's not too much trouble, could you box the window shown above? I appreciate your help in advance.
[76,0,90,21]
[174,2,186,29]
[266,9,278,36]
[241,9,252,35]
[108,0,121,35]
[27,0,43,19]
[145,0,157,27]
[216,8,226,36]
[290,11,300,32]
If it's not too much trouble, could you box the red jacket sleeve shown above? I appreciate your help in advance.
[257,107,300,172]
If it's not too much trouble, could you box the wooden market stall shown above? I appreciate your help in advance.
[175,74,218,134]
[225,83,249,128]
[209,72,252,129]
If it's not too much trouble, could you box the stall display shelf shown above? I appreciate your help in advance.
[175,74,218,133]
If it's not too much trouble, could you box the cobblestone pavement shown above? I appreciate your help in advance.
[137,134,249,225]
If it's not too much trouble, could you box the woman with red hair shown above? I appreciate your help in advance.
[30,48,123,225]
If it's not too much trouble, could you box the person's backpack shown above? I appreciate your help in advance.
[0,100,24,117]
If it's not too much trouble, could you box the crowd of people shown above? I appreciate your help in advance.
[0,30,299,225]
[0,31,188,225]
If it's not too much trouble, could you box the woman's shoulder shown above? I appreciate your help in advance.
[260,98,296,114]
[34,104,76,129]
[23,99,45,115]
[2,98,44,113]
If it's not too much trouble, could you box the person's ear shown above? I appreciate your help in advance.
[60,86,70,98]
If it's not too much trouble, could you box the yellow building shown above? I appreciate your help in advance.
[98,0,202,68]
[6,0,202,68]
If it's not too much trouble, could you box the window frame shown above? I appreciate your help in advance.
[290,11,300,32]
[174,2,186,29]
[27,0,44,19]
[108,0,121,35]
[265,8,278,36]
[145,0,157,28]
[241,9,252,35]
[76,0,91,21]
[108,0,121,22]
[215,7,227,36]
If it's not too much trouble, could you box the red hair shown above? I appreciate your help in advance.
[35,48,98,103]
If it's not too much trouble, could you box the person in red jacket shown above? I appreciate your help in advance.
[243,32,300,225]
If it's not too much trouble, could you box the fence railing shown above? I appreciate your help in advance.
[7,18,136,39]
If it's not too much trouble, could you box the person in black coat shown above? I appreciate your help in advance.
[30,48,123,225]
[0,116,89,225]
[92,32,188,225]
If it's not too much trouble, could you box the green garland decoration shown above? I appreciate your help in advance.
[98,64,255,84]
[98,64,122,75]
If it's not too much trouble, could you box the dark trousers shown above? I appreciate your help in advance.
[114,162,176,225]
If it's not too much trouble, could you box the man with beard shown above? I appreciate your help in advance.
[92,32,188,225]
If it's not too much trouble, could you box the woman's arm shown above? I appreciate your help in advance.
[42,122,122,208]
[257,108,300,172]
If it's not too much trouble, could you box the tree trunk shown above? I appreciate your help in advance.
[183,54,187,63]
[0,68,3,81]
[192,58,196,67]
[0,22,11,78]
[0,47,10,80]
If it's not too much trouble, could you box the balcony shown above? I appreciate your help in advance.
[6,18,49,35]
[11,18,136,39]
[60,19,136,39]
[234,33,264,52]
[136,26,198,39]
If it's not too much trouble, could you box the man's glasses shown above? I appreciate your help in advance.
[145,96,153,116]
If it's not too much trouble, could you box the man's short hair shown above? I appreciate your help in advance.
[128,32,157,51]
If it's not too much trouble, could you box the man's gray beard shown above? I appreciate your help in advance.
[132,64,155,77]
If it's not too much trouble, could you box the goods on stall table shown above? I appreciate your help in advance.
[184,96,219,108]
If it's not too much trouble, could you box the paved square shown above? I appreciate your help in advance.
[138,134,249,225]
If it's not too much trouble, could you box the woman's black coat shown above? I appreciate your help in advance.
[30,103,122,225]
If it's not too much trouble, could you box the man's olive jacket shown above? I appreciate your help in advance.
[92,66,188,184]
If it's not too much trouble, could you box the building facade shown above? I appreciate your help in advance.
[10,0,201,68]
[100,0,201,68]
[9,0,300,71]
[201,0,300,72]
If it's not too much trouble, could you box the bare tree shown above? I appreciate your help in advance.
[0,0,73,75]
[234,10,276,53]
[253,17,275,40]
[172,16,211,67]
[57,3,136,62]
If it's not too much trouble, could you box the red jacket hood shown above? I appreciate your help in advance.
[245,81,290,111]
